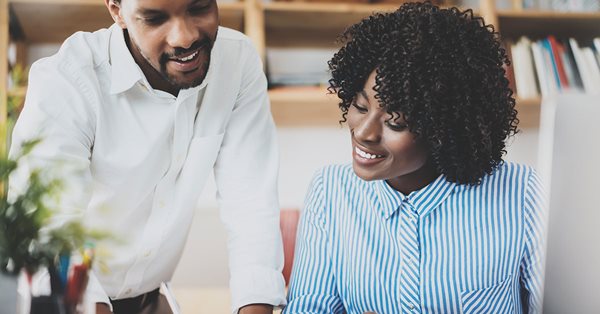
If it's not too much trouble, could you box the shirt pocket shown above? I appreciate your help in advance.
[461,275,515,314]
[177,133,225,200]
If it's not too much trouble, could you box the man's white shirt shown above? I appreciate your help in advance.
[9,24,286,313]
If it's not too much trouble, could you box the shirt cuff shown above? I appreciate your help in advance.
[230,266,287,314]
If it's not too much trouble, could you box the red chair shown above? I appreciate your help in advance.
[280,209,300,286]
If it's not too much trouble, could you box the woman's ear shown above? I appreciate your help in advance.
[105,0,127,29]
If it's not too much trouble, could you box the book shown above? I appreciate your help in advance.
[511,37,540,99]
[532,41,552,96]
[547,35,570,89]
[593,38,600,59]
[581,47,600,94]
[561,38,584,91]
[569,38,595,93]
[541,38,561,92]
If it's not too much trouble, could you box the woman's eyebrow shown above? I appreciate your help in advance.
[358,90,370,104]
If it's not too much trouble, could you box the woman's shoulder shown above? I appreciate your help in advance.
[475,161,539,190]
[314,163,362,185]
[491,161,537,178]
[309,163,369,194]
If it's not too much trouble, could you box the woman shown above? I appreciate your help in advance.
[284,2,546,314]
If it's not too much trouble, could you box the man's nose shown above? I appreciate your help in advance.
[166,18,198,50]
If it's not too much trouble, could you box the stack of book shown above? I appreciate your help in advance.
[266,47,338,86]
[521,0,600,11]
[506,36,600,98]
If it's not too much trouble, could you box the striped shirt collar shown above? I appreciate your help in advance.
[374,175,457,219]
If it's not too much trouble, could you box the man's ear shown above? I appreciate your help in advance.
[105,0,127,29]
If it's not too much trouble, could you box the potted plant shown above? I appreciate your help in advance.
[0,139,107,314]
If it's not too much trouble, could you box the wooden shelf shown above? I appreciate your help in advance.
[264,2,399,47]
[515,96,541,107]
[9,0,245,43]
[264,2,400,14]
[497,10,600,39]
[498,10,600,19]
[5,84,542,128]
[0,1,577,130]
[515,97,541,128]
[269,86,341,127]
[10,0,109,43]
[268,87,542,128]
[220,2,245,32]
[7,86,26,98]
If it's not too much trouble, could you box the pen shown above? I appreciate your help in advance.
[64,263,89,310]
[58,253,71,289]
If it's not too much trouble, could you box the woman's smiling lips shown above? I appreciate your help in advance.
[353,145,386,166]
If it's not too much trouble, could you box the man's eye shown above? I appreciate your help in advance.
[351,102,367,113]
[143,16,166,26]
[189,5,210,15]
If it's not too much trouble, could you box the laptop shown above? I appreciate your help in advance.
[538,93,600,313]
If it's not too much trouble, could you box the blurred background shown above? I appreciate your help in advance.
[2,0,599,312]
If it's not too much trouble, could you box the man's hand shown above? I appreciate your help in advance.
[239,303,273,314]
[96,303,112,314]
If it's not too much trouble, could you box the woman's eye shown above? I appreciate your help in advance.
[385,121,407,131]
[351,102,368,113]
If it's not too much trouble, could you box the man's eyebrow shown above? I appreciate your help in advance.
[137,8,166,16]
[190,0,210,5]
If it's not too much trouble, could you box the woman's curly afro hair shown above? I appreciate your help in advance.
[328,1,518,185]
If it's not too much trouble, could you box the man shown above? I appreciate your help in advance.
[8,0,286,313]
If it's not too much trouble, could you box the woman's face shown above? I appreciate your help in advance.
[347,70,436,193]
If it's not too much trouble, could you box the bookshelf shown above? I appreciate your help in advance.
[269,86,340,127]
[497,11,600,43]
[1,0,7,140]
[264,2,399,47]
[2,0,599,130]
[9,0,245,44]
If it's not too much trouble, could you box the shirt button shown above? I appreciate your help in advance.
[409,303,415,309]
[159,200,165,208]
[144,250,152,258]
[124,288,132,295]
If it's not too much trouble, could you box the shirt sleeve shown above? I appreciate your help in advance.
[283,170,345,314]
[212,38,286,313]
[520,169,548,314]
[8,58,110,307]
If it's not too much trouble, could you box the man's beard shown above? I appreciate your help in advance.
[158,35,215,90]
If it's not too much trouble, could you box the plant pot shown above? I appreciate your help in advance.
[0,272,18,314]
[29,295,66,314]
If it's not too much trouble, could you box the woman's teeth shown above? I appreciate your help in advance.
[355,147,383,159]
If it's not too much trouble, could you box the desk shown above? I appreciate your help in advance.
[172,288,283,314]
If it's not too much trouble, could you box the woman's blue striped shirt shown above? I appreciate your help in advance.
[284,162,546,314]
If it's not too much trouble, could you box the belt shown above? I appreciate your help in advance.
[110,288,160,314]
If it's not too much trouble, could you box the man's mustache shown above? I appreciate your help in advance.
[160,38,213,64]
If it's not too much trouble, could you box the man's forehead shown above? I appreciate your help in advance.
[128,0,204,11]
